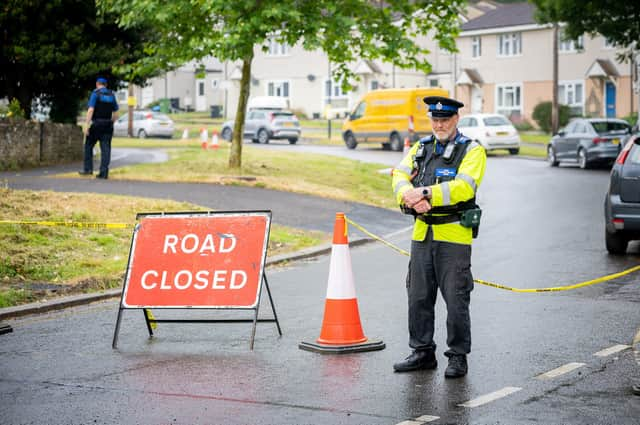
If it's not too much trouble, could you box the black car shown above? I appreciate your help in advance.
[548,118,632,169]
[604,132,640,254]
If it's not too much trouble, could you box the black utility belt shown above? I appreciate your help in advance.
[417,214,460,225]
[418,208,482,228]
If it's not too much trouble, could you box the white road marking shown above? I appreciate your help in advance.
[395,415,439,425]
[593,344,630,357]
[536,362,586,380]
[458,386,522,408]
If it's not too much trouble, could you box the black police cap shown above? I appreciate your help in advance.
[423,96,464,118]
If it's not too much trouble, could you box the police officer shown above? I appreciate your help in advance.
[391,96,486,378]
[79,77,119,179]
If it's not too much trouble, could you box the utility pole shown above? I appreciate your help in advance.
[551,22,559,134]
[127,83,134,137]
[327,59,332,141]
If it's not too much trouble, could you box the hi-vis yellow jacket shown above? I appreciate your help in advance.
[391,137,487,245]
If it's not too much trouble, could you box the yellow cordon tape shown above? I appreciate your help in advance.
[344,216,640,293]
[0,220,133,229]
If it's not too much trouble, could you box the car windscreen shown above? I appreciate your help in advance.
[482,116,511,126]
[591,121,630,135]
[152,113,171,121]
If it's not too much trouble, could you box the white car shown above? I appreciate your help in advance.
[113,111,175,139]
[457,113,521,154]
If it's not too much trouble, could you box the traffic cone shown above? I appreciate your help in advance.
[210,130,220,150]
[299,212,385,354]
[402,136,411,156]
[200,128,208,149]
[182,128,189,139]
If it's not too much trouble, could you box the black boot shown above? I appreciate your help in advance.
[393,350,437,372]
[444,354,467,378]
[633,383,640,396]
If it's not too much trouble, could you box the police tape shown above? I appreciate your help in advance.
[344,215,640,293]
[0,219,134,230]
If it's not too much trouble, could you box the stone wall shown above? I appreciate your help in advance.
[0,119,83,170]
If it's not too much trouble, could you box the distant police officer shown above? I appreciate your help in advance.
[391,96,487,378]
[79,77,119,179]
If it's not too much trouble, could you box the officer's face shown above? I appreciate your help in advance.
[431,114,459,141]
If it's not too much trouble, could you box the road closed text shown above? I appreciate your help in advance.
[140,233,246,290]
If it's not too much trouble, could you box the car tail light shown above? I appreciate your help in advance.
[145,113,153,119]
[616,140,634,164]
[592,137,606,144]
[613,218,624,229]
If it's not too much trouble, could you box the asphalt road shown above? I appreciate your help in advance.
[2,147,640,424]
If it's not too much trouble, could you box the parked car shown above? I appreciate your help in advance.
[113,111,175,139]
[221,109,301,144]
[457,113,521,154]
[547,118,631,169]
[604,132,640,254]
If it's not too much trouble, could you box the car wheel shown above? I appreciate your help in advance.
[605,230,628,255]
[578,148,589,169]
[547,146,559,166]
[288,138,298,144]
[137,129,147,139]
[508,148,520,155]
[344,132,357,149]
[257,129,269,144]
[221,128,232,141]
[390,133,403,152]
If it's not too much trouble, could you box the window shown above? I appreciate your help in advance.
[198,81,205,96]
[558,81,584,115]
[267,80,289,97]
[211,79,219,89]
[267,38,289,56]
[496,84,522,117]
[324,80,346,99]
[498,33,521,56]
[483,116,511,126]
[370,80,379,90]
[459,117,478,127]
[559,30,584,52]
[472,36,482,58]
[351,102,366,119]
[429,79,439,87]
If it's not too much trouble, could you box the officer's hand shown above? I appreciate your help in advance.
[413,199,431,214]
[83,126,89,136]
[402,187,425,208]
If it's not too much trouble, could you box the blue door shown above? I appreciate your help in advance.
[605,82,616,118]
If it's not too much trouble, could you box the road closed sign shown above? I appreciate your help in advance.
[122,211,271,309]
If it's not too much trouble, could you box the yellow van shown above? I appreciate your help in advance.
[341,87,449,151]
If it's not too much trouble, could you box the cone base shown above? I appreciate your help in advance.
[299,338,385,354]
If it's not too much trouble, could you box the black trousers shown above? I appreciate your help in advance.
[83,123,113,177]
[406,228,474,357]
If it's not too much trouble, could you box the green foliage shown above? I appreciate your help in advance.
[532,101,571,133]
[622,114,638,127]
[7,99,25,119]
[531,0,639,49]
[0,0,162,123]
[514,119,535,132]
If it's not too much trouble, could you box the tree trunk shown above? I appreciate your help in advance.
[128,83,134,137]
[551,22,559,135]
[229,54,253,169]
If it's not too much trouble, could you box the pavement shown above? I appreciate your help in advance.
[0,147,413,320]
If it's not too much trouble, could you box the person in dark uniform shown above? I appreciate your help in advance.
[79,77,119,179]
[391,96,487,378]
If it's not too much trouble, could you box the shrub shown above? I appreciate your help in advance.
[514,119,534,132]
[7,98,25,119]
[532,101,571,133]
[622,114,638,127]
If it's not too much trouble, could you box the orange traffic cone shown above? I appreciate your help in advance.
[200,128,208,149]
[299,212,385,354]
[402,136,411,156]
[210,130,220,150]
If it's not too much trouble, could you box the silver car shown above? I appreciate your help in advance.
[604,132,640,254]
[113,111,175,139]
[547,118,631,169]
[221,109,301,144]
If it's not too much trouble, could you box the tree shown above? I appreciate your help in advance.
[98,0,465,168]
[530,0,640,49]
[0,0,161,123]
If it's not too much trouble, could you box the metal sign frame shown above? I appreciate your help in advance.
[112,210,281,350]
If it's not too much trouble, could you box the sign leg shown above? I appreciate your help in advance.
[143,309,154,337]
[263,274,282,336]
[112,307,124,349]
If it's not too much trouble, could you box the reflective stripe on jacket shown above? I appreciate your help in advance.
[391,135,487,245]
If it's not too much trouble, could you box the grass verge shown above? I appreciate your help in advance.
[0,188,328,308]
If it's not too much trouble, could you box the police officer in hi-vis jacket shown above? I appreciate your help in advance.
[391,96,487,378]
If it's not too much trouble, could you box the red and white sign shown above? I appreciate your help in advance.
[122,212,271,309]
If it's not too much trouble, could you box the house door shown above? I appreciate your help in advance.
[471,86,483,113]
[605,81,616,118]
[195,79,207,112]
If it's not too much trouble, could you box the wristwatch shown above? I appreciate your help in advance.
[422,187,431,199]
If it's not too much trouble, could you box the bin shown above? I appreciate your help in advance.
[210,105,221,118]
